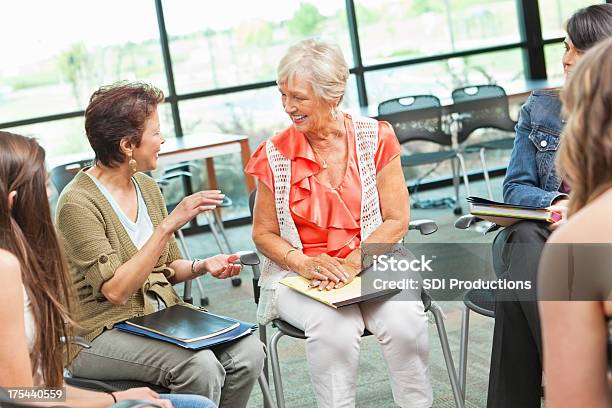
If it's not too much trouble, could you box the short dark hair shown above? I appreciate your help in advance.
[567,4,612,51]
[85,82,164,167]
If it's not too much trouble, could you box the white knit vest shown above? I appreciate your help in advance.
[257,115,383,324]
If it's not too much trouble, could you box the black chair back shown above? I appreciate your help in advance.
[49,159,93,195]
[377,95,451,146]
[451,85,516,142]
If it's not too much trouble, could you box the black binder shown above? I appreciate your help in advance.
[124,304,240,343]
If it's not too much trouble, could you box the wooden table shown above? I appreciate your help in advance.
[157,133,254,192]
[48,132,254,192]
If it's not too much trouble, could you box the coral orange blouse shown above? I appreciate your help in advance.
[245,113,400,259]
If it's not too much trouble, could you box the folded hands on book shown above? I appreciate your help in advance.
[291,252,360,291]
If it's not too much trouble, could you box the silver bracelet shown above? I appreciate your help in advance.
[191,259,204,276]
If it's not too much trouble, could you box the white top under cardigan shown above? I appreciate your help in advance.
[86,173,166,311]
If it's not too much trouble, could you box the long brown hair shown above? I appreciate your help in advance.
[0,131,73,387]
[557,37,612,216]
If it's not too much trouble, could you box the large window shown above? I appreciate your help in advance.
[163,0,353,93]
[365,48,524,107]
[355,0,521,65]
[539,0,604,40]
[3,1,608,221]
[0,0,166,124]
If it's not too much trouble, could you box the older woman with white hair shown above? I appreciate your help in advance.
[246,39,432,408]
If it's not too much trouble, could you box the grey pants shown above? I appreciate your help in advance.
[69,329,265,408]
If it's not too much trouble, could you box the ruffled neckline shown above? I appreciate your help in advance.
[270,114,361,255]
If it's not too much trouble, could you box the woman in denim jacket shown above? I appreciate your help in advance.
[487,5,612,408]
[503,89,566,208]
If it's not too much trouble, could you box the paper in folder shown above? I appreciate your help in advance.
[280,275,400,308]
[467,196,562,227]
[115,304,256,350]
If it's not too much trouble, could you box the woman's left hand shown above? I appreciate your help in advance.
[547,199,569,231]
[311,257,360,290]
[196,254,242,279]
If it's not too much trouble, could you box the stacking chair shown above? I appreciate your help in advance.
[378,95,471,215]
[248,190,464,408]
[453,214,497,404]
[451,85,517,200]
[49,159,93,195]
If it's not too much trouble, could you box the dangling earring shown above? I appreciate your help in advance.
[127,151,138,174]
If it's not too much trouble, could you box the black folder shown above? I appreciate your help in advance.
[124,304,240,343]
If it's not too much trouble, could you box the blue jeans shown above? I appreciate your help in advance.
[160,394,217,408]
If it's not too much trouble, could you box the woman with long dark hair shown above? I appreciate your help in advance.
[0,131,215,407]
[491,4,612,407]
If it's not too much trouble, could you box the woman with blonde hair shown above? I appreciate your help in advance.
[246,39,431,408]
[539,37,612,408]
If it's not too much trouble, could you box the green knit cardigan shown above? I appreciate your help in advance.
[55,170,183,362]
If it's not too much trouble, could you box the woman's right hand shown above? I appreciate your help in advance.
[296,253,349,289]
[112,387,173,408]
[164,190,224,232]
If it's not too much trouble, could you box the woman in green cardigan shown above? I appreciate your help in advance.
[55,82,265,408]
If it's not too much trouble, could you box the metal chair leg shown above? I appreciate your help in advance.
[205,212,227,253]
[456,152,472,198]
[258,372,275,408]
[459,304,471,403]
[451,157,462,215]
[479,147,494,200]
[430,303,464,408]
[259,324,269,382]
[213,209,234,252]
[269,330,287,408]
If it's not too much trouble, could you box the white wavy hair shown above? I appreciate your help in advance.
[277,39,349,107]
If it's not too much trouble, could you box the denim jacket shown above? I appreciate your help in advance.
[503,90,568,208]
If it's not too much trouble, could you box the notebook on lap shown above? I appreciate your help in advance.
[280,275,400,309]
[467,196,562,227]
[115,304,255,350]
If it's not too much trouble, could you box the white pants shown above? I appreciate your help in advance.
[277,283,433,408]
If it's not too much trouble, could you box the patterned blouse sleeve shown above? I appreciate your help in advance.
[374,120,401,173]
[244,141,274,191]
